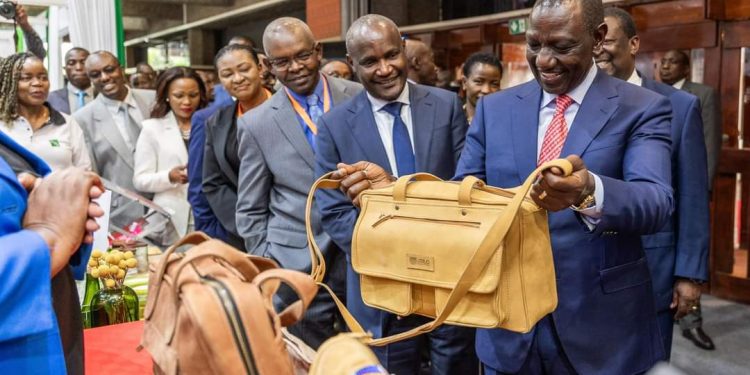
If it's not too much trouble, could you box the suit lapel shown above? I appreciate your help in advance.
[271,92,316,170]
[348,91,393,174]
[560,71,619,157]
[328,76,350,105]
[511,82,543,180]
[409,83,435,172]
[162,112,188,163]
[93,99,135,168]
[213,104,239,185]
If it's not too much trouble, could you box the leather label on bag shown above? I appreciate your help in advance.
[407,254,435,271]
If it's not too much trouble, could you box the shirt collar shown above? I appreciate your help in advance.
[367,82,411,113]
[540,61,598,109]
[673,78,686,90]
[99,87,135,109]
[626,69,642,86]
[67,82,92,96]
[46,103,66,125]
[285,74,325,107]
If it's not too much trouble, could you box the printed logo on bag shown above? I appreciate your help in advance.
[407,254,434,271]
[352,364,389,375]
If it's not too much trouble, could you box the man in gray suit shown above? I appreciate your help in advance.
[660,49,722,186]
[659,49,718,350]
[48,47,94,115]
[235,17,362,349]
[74,51,155,229]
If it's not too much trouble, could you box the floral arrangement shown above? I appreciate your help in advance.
[87,248,139,289]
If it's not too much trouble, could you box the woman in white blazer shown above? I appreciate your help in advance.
[134,67,207,237]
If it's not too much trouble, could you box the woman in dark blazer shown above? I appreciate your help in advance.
[203,44,271,251]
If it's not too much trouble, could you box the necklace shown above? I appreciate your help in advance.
[180,127,191,140]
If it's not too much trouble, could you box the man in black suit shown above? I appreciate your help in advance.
[659,49,718,351]
[47,47,94,114]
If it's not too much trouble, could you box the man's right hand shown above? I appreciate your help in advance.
[22,168,104,276]
[330,161,394,207]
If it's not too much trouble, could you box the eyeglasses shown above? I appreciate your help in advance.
[267,47,317,71]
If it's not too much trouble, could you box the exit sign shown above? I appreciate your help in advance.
[509,18,527,35]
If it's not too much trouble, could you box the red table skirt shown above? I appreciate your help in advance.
[84,321,152,374]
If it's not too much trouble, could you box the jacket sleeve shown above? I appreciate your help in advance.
[202,115,240,235]
[235,116,272,256]
[595,95,674,236]
[314,115,360,254]
[0,230,54,342]
[67,117,92,171]
[701,87,721,183]
[453,96,488,182]
[674,96,710,280]
[450,93,469,164]
[133,124,176,193]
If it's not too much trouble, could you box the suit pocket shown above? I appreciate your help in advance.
[600,257,651,294]
[267,226,308,248]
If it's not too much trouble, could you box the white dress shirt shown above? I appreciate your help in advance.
[672,78,686,90]
[66,83,94,113]
[99,88,144,151]
[538,63,603,220]
[366,83,415,177]
[0,106,91,171]
[626,69,643,87]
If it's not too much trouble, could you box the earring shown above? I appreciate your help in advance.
[166,98,170,102]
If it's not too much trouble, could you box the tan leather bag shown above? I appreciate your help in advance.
[140,232,318,374]
[305,159,571,345]
[309,334,387,375]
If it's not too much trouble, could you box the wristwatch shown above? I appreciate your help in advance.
[570,193,595,211]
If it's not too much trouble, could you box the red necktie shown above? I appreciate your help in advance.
[538,94,574,165]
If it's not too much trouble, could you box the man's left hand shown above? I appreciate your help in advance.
[672,278,702,320]
[530,155,594,211]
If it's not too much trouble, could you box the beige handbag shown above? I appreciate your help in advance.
[305,159,571,345]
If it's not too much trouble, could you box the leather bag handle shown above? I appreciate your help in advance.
[306,159,572,346]
[144,232,211,320]
[393,173,443,202]
[304,173,344,283]
[254,269,319,327]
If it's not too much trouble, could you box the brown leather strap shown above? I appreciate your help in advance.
[304,172,343,283]
[306,159,573,345]
[254,269,319,327]
[144,232,211,320]
[393,173,442,202]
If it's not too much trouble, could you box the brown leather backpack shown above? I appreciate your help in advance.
[140,233,318,375]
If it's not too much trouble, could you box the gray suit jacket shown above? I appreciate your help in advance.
[681,81,721,184]
[235,76,362,274]
[47,87,70,115]
[73,89,155,227]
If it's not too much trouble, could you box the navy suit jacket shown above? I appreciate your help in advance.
[187,85,234,240]
[315,83,468,337]
[640,77,709,313]
[455,70,674,375]
[47,87,70,115]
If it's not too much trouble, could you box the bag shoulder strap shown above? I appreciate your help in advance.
[306,160,572,345]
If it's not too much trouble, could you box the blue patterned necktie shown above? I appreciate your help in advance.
[304,93,322,148]
[382,102,415,176]
[76,90,87,110]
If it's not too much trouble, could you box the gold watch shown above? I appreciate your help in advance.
[571,193,595,211]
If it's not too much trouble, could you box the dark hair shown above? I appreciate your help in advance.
[64,47,89,61]
[534,0,604,36]
[462,52,503,78]
[604,7,637,38]
[0,52,40,123]
[214,44,259,68]
[670,49,691,67]
[228,35,256,48]
[150,67,208,118]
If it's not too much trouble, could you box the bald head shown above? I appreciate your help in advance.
[404,39,437,85]
[345,14,400,55]
[262,17,322,96]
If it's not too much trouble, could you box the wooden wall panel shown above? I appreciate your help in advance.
[307,0,341,40]
[724,20,750,48]
[629,0,705,30]
[726,1,750,21]
[638,21,717,52]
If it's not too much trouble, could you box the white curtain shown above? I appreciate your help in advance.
[67,0,118,56]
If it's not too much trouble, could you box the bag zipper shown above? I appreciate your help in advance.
[371,214,481,228]
[201,276,259,375]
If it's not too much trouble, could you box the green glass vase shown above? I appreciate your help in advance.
[89,285,140,327]
[80,273,100,329]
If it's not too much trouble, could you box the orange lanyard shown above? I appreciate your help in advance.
[237,88,272,117]
[284,75,331,135]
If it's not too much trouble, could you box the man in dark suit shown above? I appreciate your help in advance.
[315,14,477,375]
[47,47,94,115]
[329,1,674,374]
[235,17,362,349]
[660,49,722,187]
[659,50,719,352]
[595,7,710,357]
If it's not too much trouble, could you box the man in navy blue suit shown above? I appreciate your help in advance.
[314,14,477,374]
[328,1,675,374]
[595,7,710,358]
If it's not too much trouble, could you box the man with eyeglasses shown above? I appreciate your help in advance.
[235,17,362,349]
